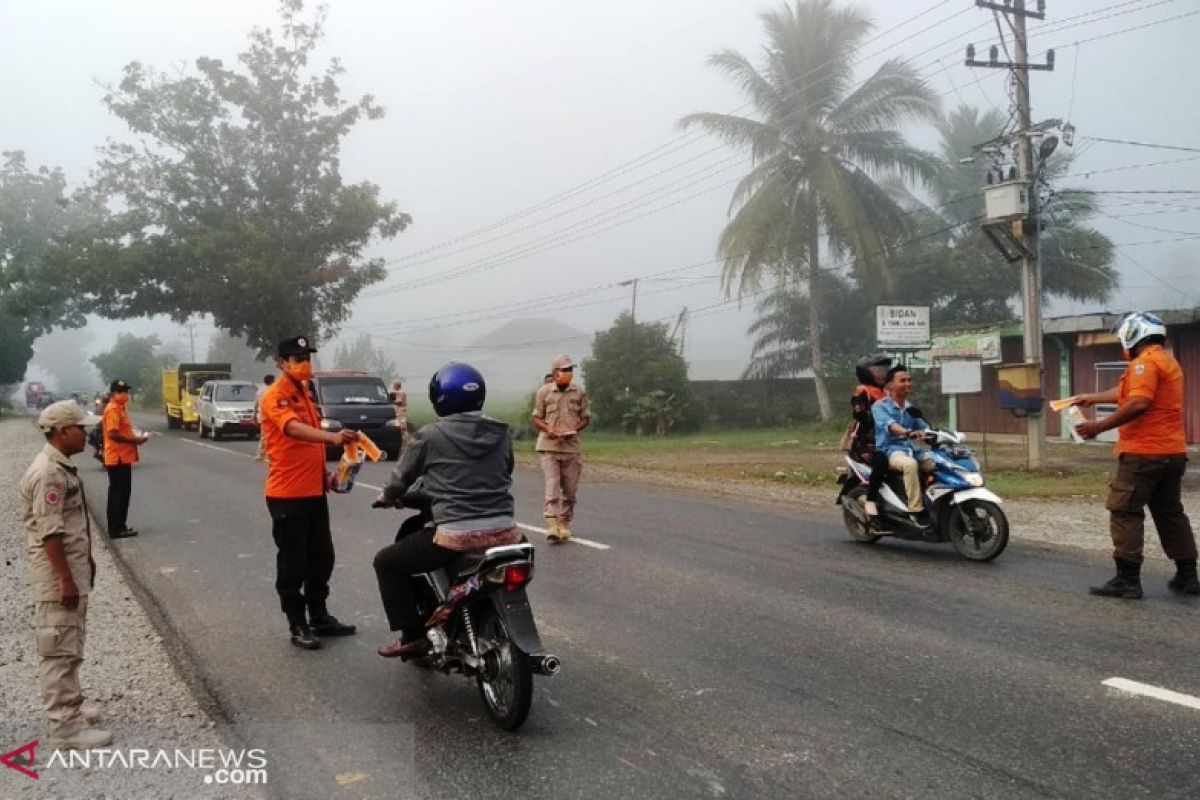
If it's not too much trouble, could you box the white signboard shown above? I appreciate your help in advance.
[940,358,983,395]
[876,305,931,348]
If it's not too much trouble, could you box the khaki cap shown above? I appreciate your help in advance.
[551,355,577,371]
[38,400,102,432]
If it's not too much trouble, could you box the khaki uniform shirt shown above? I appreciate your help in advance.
[393,389,408,421]
[19,444,95,602]
[533,383,591,454]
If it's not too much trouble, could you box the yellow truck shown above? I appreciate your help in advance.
[163,363,232,429]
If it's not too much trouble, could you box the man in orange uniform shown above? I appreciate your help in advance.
[102,380,148,539]
[1075,312,1198,599]
[260,336,361,649]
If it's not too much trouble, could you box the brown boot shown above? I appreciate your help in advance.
[544,517,563,541]
[557,519,572,540]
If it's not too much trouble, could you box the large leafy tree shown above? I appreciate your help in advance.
[581,313,694,433]
[40,0,409,356]
[680,0,940,419]
[91,333,176,404]
[890,105,1116,326]
[207,330,274,381]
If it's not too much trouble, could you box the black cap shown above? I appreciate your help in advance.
[277,335,318,358]
[110,379,132,393]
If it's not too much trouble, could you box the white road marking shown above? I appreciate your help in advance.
[179,438,256,459]
[1103,678,1200,711]
[517,523,611,550]
[178,451,613,550]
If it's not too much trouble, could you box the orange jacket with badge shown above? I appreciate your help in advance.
[102,399,139,466]
[1115,344,1187,456]
[260,375,327,498]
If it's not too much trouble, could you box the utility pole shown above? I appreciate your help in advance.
[966,0,1055,469]
[620,278,639,323]
[186,321,197,362]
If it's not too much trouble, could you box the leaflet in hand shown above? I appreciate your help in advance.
[1049,397,1086,444]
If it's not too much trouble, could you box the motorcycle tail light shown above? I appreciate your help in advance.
[487,562,534,593]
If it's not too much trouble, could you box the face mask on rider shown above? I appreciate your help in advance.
[286,360,314,381]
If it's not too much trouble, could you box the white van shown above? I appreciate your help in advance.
[197,380,260,440]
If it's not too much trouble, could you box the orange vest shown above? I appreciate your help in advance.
[1115,344,1188,456]
[260,375,327,498]
[102,400,139,466]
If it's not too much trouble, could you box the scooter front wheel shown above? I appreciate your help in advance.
[947,499,1009,561]
[842,486,882,543]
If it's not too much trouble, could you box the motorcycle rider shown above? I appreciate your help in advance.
[371,362,523,659]
[842,355,891,518]
[872,365,935,522]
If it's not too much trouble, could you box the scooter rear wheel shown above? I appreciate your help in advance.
[842,486,882,543]
[947,499,1009,561]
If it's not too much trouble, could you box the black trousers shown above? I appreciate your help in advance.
[266,495,336,620]
[105,465,132,534]
[373,527,456,636]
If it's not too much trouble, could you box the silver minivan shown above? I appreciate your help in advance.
[197,380,260,440]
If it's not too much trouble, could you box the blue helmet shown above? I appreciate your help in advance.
[428,362,486,417]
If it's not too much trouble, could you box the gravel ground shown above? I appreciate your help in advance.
[0,418,268,800]
[571,459,1199,559]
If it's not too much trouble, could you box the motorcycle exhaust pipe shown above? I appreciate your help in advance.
[531,654,561,676]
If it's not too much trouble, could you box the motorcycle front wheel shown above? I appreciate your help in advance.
[475,604,533,731]
[946,499,1009,561]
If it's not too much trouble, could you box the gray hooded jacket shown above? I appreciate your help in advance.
[382,412,515,524]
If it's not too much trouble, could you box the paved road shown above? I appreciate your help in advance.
[76,413,1200,799]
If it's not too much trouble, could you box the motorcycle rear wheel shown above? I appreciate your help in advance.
[946,499,1009,561]
[475,605,533,732]
[842,486,882,543]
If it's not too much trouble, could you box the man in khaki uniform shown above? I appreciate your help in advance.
[532,355,591,541]
[19,400,113,749]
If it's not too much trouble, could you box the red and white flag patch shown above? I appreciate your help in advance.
[44,488,62,506]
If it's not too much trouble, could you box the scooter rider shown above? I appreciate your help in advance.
[872,365,935,523]
[371,362,523,659]
[844,355,891,519]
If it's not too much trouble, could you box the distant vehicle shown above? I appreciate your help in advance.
[310,371,402,460]
[197,380,260,441]
[24,381,47,408]
[162,363,232,430]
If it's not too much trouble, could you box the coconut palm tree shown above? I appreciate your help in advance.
[680,0,940,420]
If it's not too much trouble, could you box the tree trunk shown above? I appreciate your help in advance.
[806,219,833,422]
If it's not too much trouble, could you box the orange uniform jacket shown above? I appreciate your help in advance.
[1115,344,1188,456]
[102,400,139,466]
[260,375,327,499]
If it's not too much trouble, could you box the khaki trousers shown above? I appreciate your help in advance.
[540,453,583,521]
[888,451,936,512]
[35,596,89,735]
[1107,454,1197,564]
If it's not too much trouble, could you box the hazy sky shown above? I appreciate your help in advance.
[5,0,1199,387]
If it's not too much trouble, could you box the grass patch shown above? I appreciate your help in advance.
[543,422,848,459]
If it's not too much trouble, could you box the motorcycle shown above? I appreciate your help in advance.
[378,495,560,731]
[835,415,1009,561]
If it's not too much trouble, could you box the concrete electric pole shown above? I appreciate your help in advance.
[966,0,1055,469]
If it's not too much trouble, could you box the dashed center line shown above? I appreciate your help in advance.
[1103,677,1200,711]
[178,441,612,550]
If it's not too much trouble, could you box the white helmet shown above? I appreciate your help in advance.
[1115,311,1167,351]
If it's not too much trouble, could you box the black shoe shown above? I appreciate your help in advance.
[289,625,322,650]
[110,528,139,539]
[309,614,357,637]
[1168,559,1200,595]
[1089,558,1143,599]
